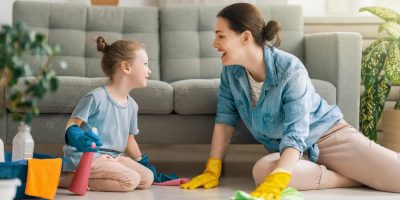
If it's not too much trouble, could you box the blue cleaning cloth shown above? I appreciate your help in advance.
[137,154,178,183]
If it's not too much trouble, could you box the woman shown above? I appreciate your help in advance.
[180,3,400,199]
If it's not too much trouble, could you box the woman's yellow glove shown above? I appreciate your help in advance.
[180,158,222,189]
[250,169,292,200]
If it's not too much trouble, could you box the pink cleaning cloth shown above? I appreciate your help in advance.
[152,178,190,186]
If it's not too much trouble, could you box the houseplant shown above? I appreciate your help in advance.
[0,22,61,124]
[359,6,400,141]
[0,22,63,160]
[0,22,63,198]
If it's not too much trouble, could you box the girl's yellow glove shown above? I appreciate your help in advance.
[250,169,291,200]
[180,158,222,189]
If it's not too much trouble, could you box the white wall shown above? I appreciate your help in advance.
[372,0,400,9]
[0,0,15,26]
[288,0,325,16]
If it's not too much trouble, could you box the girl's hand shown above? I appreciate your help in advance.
[65,125,103,152]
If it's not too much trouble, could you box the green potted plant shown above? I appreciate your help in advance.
[359,7,400,145]
[0,22,62,161]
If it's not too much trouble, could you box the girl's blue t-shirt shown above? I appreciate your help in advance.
[63,85,139,171]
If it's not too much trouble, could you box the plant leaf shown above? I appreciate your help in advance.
[1,22,61,124]
[49,76,58,91]
[359,7,400,23]
[360,77,391,141]
[383,41,400,83]
[362,38,386,57]
[59,60,67,70]
[361,40,389,89]
[374,76,391,124]
[378,21,400,39]
[360,88,377,140]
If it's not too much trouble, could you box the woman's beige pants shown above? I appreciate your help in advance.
[253,121,400,192]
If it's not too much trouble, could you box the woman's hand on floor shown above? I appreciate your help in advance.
[180,158,222,189]
[250,170,291,200]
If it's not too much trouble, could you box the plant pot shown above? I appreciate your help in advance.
[381,109,400,152]
[0,179,21,200]
[91,0,119,5]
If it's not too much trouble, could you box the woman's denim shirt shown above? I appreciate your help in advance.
[215,46,343,162]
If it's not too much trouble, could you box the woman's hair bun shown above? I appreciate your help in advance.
[96,36,109,53]
[263,20,281,46]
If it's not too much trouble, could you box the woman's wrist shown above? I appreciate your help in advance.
[271,167,291,175]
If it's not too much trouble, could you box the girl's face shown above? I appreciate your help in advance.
[126,48,151,88]
[212,17,245,66]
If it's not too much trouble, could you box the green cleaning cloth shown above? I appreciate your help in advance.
[230,187,303,200]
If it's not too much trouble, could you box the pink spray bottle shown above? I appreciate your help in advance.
[69,127,98,195]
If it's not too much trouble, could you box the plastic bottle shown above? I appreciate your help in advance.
[0,138,4,162]
[69,127,98,196]
[12,122,34,162]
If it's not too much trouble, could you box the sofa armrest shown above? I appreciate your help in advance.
[0,83,6,142]
[305,32,362,129]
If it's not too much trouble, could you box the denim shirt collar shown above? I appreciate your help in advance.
[232,46,279,91]
[263,46,279,90]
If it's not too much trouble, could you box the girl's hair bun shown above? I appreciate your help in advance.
[96,36,109,53]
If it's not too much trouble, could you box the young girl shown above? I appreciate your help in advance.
[58,36,154,192]
[181,3,400,199]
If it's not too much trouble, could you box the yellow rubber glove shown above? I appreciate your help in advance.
[250,169,292,200]
[180,158,222,189]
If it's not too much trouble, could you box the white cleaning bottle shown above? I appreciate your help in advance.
[12,122,34,162]
[0,138,4,162]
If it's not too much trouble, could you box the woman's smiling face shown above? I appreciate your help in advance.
[212,17,245,66]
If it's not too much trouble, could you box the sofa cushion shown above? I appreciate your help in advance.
[160,5,303,82]
[172,79,220,114]
[311,79,336,105]
[130,80,173,114]
[13,1,161,80]
[5,77,173,115]
[171,79,335,115]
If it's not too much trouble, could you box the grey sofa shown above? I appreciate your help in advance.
[1,1,361,153]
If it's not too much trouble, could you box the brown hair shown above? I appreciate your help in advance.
[217,3,281,47]
[96,36,145,80]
